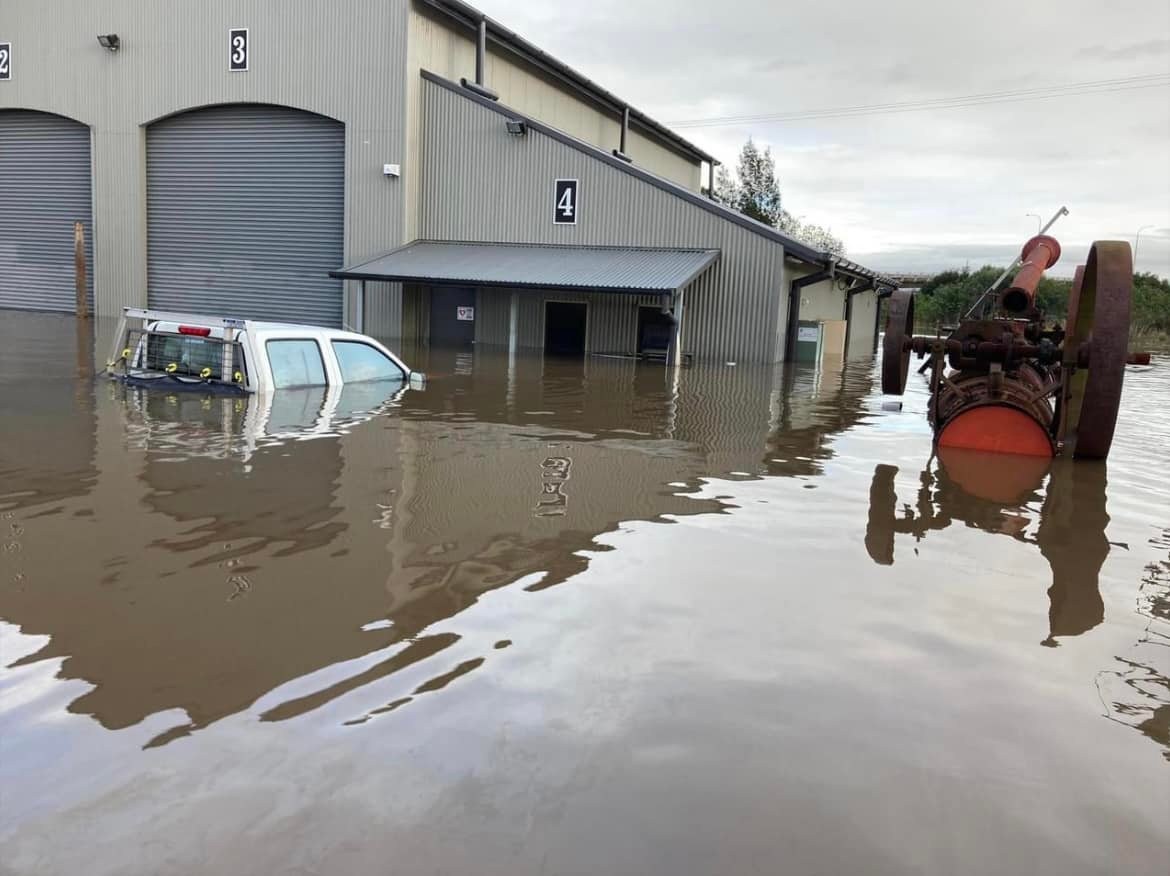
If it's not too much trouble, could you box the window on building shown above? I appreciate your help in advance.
[332,341,405,383]
[266,339,326,388]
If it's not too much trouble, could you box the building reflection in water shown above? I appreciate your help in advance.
[0,313,98,513]
[864,451,1169,758]
[2,345,875,746]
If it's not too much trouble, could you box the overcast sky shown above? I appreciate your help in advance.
[475,0,1170,277]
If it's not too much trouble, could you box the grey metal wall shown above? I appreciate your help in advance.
[0,0,409,321]
[0,110,94,312]
[146,105,344,326]
[474,288,664,354]
[418,78,790,364]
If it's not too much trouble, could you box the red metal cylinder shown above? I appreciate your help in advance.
[931,362,1056,458]
[999,235,1061,314]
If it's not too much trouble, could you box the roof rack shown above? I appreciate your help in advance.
[121,307,250,329]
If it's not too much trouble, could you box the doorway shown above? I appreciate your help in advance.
[429,286,476,347]
[544,301,587,356]
[637,306,675,358]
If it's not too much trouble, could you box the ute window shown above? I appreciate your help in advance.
[332,341,405,383]
[144,334,227,380]
[266,339,327,388]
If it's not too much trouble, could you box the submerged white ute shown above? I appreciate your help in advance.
[106,307,423,394]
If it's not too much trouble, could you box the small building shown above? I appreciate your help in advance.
[0,0,893,363]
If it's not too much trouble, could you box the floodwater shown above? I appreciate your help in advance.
[1,311,1167,876]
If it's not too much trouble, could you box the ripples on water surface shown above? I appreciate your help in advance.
[1,312,1167,875]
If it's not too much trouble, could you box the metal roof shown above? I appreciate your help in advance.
[332,241,720,294]
[419,0,717,166]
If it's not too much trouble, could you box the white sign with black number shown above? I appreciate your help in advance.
[456,306,475,322]
[0,43,11,81]
[229,28,248,72]
[553,179,578,225]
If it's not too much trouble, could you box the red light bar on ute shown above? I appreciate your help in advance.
[178,325,212,337]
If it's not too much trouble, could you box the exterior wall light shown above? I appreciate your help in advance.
[97,34,121,52]
[505,118,527,137]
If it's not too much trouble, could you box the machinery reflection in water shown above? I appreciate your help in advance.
[864,451,1169,757]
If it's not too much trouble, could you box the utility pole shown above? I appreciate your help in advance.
[1134,224,1154,267]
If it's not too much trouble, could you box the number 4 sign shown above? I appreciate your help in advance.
[553,179,578,225]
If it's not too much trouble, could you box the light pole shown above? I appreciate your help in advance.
[1026,213,1042,235]
[1134,224,1154,267]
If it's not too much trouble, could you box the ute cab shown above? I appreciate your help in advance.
[107,307,421,394]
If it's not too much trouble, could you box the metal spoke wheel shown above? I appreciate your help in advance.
[1069,241,1132,459]
[881,289,915,395]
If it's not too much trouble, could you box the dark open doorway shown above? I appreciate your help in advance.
[544,301,587,357]
[637,306,675,359]
[429,286,476,347]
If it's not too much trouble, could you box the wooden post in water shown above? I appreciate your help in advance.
[74,221,88,319]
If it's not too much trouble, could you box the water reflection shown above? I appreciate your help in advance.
[0,313,97,512]
[864,452,1170,758]
[865,454,1108,644]
[1096,526,1170,760]
[3,345,881,746]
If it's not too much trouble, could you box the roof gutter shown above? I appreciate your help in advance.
[419,0,717,165]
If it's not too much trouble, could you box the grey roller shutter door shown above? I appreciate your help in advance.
[147,105,344,327]
[0,110,93,313]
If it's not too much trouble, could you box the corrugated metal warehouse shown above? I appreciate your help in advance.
[0,0,893,363]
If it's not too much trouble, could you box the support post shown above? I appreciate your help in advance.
[620,106,629,155]
[508,290,518,357]
[667,289,685,368]
[356,280,366,334]
[74,221,88,319]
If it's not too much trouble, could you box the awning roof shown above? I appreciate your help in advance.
[331,240,720,294]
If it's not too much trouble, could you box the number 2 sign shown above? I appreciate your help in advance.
[229,28,248,72]
[0,43,11,81]
[553,179,578,225]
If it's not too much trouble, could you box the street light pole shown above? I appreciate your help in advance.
[1134,224,1154,267]
[1026,213,1042,235]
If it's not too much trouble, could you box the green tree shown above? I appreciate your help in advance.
[716,138,846,255]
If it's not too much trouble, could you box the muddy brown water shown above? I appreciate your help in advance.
[1,311,1167,876]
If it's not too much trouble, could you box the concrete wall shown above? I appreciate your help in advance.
[418,76,792,364]
[0,0,411,323]
[846,290,879,359]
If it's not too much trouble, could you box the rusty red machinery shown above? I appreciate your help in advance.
[881,235,1138,460]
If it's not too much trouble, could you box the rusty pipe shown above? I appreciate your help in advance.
[999,235,1061,314]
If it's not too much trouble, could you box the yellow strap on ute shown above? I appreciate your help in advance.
[199,367,212,379]
[165,363,178,373]
[234,371,243,383]
[121,348,132,360]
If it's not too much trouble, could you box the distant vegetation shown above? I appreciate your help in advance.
[912,267,1170,349]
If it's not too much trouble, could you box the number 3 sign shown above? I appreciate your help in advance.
[229,28,249,72]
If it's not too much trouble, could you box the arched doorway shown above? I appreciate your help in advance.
[146,104,345,326]
[0,110,93,313]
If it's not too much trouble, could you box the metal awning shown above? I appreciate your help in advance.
[331,240,720,294]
